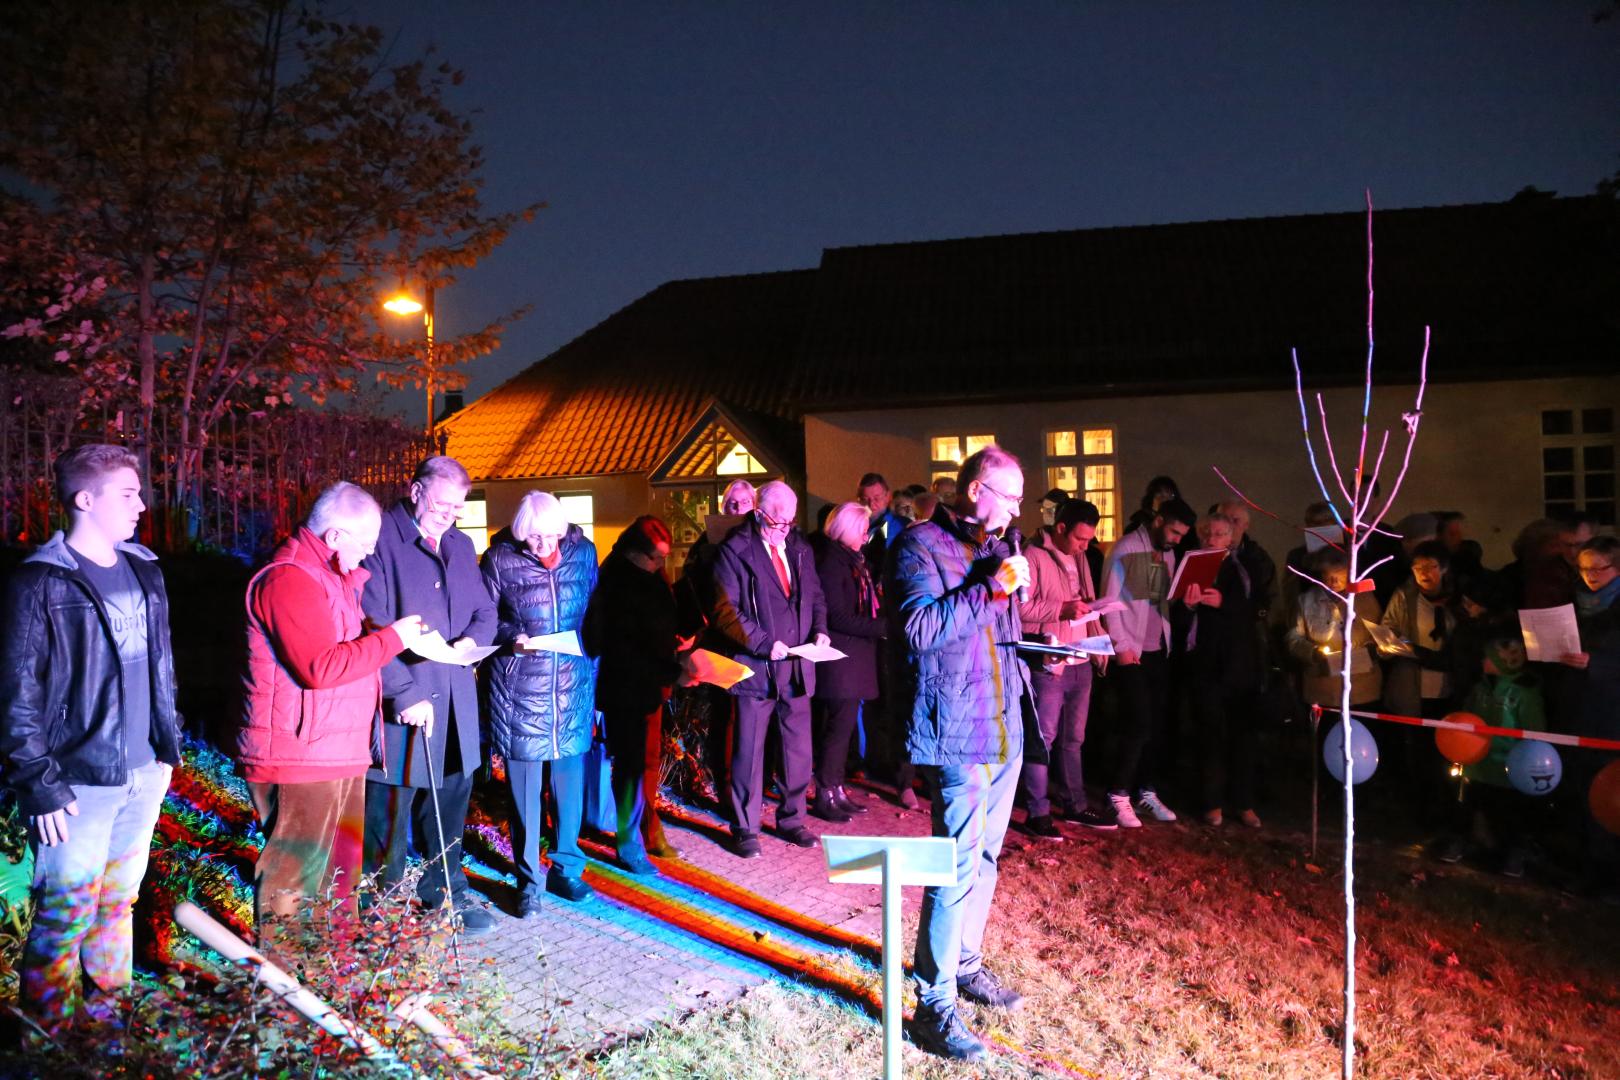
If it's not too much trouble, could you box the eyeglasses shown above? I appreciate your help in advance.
[758,508,793,530]
[414,485,465,518]
[1581,561,1615,575]
[977,480,1024,508]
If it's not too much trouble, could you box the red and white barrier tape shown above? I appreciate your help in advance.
[1312,705,1620,753]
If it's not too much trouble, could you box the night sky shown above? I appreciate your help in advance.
[347,2,1618,425]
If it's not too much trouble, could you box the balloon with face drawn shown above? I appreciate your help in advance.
[1505,739,1562,796]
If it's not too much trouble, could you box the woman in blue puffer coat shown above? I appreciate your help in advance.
[480,491,599,910]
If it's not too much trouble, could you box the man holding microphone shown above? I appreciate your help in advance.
[887,445,1032,1061]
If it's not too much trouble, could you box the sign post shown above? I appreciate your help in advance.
[823,835,958,1080]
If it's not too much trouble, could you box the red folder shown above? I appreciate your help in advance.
[1169,548,1229,603]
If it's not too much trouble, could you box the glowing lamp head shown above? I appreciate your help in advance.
[383,294,424,316]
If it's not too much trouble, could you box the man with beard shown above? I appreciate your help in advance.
[1101,496,1197,828]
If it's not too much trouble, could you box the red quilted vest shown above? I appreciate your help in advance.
[237,531,381,783]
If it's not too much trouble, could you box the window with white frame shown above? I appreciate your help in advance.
[1045,427,1120,541]
[1542,407,1615,525]
[457,489,489,554]
[557,492,596,542]
[929,433,996,486]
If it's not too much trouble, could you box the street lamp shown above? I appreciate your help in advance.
[383,285,436,437]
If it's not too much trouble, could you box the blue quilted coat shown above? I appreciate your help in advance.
[886,504,1030,767]
[480,525,599,762]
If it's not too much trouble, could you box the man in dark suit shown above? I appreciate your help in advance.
[361,456,498,933]
[710,480,829,857]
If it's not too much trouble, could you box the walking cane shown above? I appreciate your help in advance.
[420,713,465,981]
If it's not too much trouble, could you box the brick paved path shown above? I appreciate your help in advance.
[463,779,943,1047]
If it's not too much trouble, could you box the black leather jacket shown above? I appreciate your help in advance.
[0,534,182,815]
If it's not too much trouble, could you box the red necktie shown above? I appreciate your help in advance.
[770,544,791,595]
[424,535,438,554]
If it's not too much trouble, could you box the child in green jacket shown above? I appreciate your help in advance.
[1439,633,1546,877]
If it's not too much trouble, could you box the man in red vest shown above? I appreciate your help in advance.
[237,482,423,922]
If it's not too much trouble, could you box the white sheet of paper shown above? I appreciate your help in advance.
[1069,598,1126,627]
[1075,634,1115,656]
[1519,604,1581,663]
[1362,619,1415,659]
[687,648,754,689]
[787,642,847,663]
[408,630,500,666]
[520,630,584,656]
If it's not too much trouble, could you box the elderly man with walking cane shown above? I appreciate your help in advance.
[361,456,498,934]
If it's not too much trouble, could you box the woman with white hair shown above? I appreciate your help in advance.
[480,491,599,910]
[810,501,883,821]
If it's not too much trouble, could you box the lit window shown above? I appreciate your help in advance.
[1045,425,1120,540]
[1543,408,1615,525]
[557,492,595,542]
[931,470,957,487]
[457,489,489,554]
[1046,465,1078,494]
[715,441,763,476]
[930,434,997,475]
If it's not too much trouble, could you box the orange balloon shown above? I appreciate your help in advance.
[1589,760,1620,838]
[1436,713,1490,765]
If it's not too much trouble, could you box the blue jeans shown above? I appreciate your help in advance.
[913,757,1021,1012]
[509,754,586,887]
[1023,662,1094,817]
[23,760,171,1020]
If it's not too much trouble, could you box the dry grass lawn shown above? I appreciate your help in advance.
[596,814,1620,1079]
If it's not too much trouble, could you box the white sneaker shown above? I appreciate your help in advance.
[1109,793,1142,829]
[1136,790,1178,822]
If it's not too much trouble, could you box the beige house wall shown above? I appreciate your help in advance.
[805,374,1620,567]
[471,473,651,561]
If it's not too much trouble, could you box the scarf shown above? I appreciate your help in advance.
[852,549,879,619]
[1577,575,1620,617]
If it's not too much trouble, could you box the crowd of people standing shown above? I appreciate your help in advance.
[3,442,1617,1061]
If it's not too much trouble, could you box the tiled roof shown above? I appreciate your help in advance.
[442,270,816,480]
[445,196,1618,481]
[789,195,1619,408]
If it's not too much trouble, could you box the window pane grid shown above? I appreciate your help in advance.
[1541,406,1617,520]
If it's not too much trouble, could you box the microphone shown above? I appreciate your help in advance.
[1004,525,1030,604]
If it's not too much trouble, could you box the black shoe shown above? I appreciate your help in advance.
[1025,814,1063,840]
[957,968,1024,1011]
[517,889,544,919]
[910,1003,988,1061]
[833,785,869,814]
[455,901,498,935]
[1072,805,1119,831]
[545,870,594,903]
[811,790,852,823]
[777,825,819,848]
[620,850,659,876]
[729,829,762,859]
